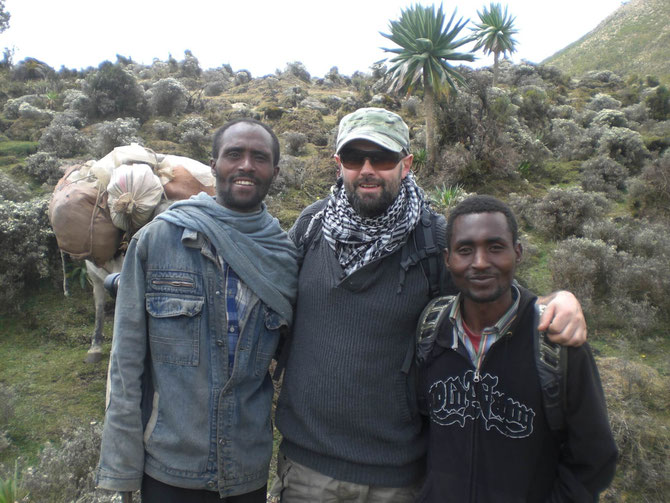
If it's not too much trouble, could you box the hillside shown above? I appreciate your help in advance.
[545,0,670,82]
[0,49,669,502]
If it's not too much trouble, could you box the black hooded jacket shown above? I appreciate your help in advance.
[417,288,617,502]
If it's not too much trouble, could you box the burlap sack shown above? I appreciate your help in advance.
[107,164,164,231]
[49,165,122,266]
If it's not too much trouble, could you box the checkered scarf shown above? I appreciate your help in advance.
[320,171,427,275]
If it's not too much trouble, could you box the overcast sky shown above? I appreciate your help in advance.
[2,0,626,77]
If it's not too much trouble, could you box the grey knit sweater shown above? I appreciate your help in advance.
[275,203,449,487]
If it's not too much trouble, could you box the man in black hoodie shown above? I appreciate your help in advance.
[418,195,617,502]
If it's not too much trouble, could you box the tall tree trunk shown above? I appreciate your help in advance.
[423,83,438,174]
[493,52,500,87]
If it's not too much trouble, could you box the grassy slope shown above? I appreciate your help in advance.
[0,287,109,467]
[545,0,670,83]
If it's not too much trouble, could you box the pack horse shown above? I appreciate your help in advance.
[49,145,215,363]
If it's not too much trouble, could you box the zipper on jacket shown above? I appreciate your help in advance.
[151,279,195,288]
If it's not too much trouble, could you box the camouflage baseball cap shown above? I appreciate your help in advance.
[336,107,410,154]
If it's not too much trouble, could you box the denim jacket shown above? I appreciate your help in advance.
[96,219,285,496]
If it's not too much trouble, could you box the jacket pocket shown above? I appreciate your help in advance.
[146,294,204,366]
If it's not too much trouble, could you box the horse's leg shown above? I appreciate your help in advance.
[85,260,106,364]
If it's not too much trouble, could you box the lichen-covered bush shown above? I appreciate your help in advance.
[580,155,628,198]
[0,172,31,201]
[546,118,587,160]
[526,187,609,239]
[628,151,670,219]
[83,61,146,119]
[592,108,628,128]
[3,94,47,119]
[178,116,212,156]
[148,77,188,116]
[204,80,227,97]
[18,102,53,122]
[16,423,121,503]
[401,96,421,117]
[587,92,622,111]
[180,50,202,79]
[152,120,175,141]
[646,85,670,120]
[516,86,549,128]
[23,151,62,185]
[597,127,650,172]
[284,61,311,83]
[93,117,142,158]
[0,196,58,312]
[62,89,93,118]
[282,131,308,156]
[38,123,90,158]
[550,237,618,311]
[271,155,306,195]
[50,110,87,129]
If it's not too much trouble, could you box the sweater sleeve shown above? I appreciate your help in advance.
[96,236,149,492]
[547,344,618,502]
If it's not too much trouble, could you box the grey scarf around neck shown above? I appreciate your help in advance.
[156,193,298,324]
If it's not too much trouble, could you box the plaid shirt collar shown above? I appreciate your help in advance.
[448,285,521,369]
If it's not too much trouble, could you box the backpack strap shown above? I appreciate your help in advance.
[414,295,456,368]
[533,305,568,433]
[398,208,445,296]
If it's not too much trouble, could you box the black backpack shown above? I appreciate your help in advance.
[415,296,568,432]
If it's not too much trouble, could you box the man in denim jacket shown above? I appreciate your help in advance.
[96,118,298,503]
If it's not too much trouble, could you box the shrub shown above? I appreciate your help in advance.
[516,86,549,128]
[592,108,628,128]
[587,92,622,111]
[546,118,587,160]
[83,61,146,119]
[178,116,211,156]
[529,187,609,240]
[93,117,142,158]
[152,120,175,141]
[580,155,628,198]
[22,151,62,185]
[599,358,670,501]
[282,131,307,156]
[147,78,188,116]
[271,155,305,195]
[550,237,618,311]
[204,80,227,97]
[628,151,670,219]
[0,172,30,201]
[401,96,421,117]
[646,85,670,120]
[38,123,90,158]
[284,61,311,83]
[62,89,93,118]
[50,110,87,129]
[180,50,201,78]
[17,424,121,503]
[597,127,649,172]
[3,95,46,119]
[0,196,58,312]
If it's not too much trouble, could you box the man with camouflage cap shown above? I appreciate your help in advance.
[271,107,587,502]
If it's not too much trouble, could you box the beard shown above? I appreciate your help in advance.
[344,176,401,218]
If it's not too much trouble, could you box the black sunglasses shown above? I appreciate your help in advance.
[338,148,404,171]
